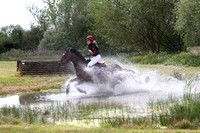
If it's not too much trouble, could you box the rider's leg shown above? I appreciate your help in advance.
[87,54,101,67]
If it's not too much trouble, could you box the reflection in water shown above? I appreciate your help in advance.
[19,93,48,105]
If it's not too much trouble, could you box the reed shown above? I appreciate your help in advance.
[149,80,200,129]
[0,99,154,128]
[0,101,129,125]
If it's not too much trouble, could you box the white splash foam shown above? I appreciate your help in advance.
[0,95,20,108]
[63,64,187,100]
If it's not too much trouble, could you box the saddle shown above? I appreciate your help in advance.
[94,61,106,67]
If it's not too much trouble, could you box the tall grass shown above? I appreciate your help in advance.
[0,100,155,129]
[0,101,128,125]
[149,80,200,129]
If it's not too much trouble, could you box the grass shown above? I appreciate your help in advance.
[0,76,65,87]
[2,125,199,133]
[149,80,200,129]
[0,61,66,95]
[0,124,175,133]
[0,101,127,124]
[132,64,200,80]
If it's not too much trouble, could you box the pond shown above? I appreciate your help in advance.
[0,58,200,127]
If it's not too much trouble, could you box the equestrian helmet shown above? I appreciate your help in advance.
[86,36,94,42]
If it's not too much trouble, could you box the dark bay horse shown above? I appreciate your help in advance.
[58,48,123,94]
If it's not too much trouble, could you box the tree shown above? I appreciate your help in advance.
[129,0,183,53]
[10,26,24,49]
[38,0,89,51]
[88,0,183,54]
[22,26,43,51]
[0,25,24,53]
[28,4,50,32]
[0,32,12,54]
[174,0,200,46]
[39,27,71,51]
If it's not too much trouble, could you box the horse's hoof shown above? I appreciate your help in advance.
[66,84,70,94]
[66,88,69,94]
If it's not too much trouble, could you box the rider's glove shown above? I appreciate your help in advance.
[88,50,93,55]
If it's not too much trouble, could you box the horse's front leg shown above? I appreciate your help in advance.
[76,80,87,94]
[64,78,78,94]
[65,78,87,94]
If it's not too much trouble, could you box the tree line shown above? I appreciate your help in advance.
[0,0,200,55]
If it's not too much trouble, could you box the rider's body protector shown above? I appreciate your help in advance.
[88,42,100,56]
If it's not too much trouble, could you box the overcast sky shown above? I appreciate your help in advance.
[0,0,45,30]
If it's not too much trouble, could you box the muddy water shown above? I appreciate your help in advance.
[0,57,200,118]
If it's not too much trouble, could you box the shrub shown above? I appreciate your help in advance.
[180,119,191,129]
[130,52,200,67]
[0,49,24,58]
[0,49,60,60]
[130,53,173,64]
[0,119,5,125]
[9,119,23,125]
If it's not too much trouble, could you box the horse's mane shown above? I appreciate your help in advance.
[69,48,86,61]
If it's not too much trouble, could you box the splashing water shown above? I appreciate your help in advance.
[62,61,189,101]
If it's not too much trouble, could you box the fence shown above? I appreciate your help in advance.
[17,60,75,76]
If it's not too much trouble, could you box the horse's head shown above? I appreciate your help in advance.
[58,48,72,64]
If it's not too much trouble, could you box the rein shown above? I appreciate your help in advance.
[84,54,91,60]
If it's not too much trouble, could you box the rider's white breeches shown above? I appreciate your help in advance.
[88,54,101,67]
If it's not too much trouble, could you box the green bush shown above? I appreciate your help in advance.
[130,52,200,67]
[130,53,173,64]
[0,49,24,58]
[0,49,60,60]
[166,53,200,67]
[180,119,191,129]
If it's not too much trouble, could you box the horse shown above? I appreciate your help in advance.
[58,48,129,94]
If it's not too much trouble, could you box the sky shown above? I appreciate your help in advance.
[0,0,45,30]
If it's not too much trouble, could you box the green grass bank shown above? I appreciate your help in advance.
[0,61,66,95]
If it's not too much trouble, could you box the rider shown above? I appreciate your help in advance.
[86,35,101,67]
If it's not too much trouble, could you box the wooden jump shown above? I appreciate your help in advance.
[17,60,75,76]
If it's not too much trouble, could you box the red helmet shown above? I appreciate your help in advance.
[86,35,94,42]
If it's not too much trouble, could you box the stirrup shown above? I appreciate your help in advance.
[98,61,105,64]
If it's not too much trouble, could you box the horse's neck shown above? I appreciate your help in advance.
[70,55,87,72]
